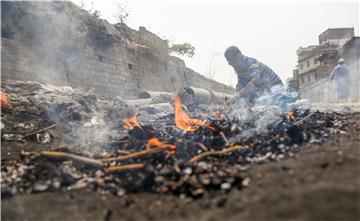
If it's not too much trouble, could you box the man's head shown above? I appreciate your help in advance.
[338,58,345,65]
[224,46,245,72]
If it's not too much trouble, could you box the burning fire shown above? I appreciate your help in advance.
[287,111,295,121]
[147,138,176,154]
[123,114,143,130]
[174,96,216,132]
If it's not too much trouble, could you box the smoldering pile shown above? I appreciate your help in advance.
[1,80,355,205]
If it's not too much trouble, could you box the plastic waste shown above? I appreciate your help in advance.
[255,85,298,111]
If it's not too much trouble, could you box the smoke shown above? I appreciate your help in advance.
[27,82,131,156]
[223,85,304,138]
[2,1,103,85]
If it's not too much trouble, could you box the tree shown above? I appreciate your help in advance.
[169,42,195,58]
[77,1,100,18]
[113,3,130,24]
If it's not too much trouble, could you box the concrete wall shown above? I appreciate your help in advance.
[1,1,234,99]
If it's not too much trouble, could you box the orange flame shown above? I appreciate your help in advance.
[174,96,216,132]
[123,114,143,130]
[147,138,176,154]
[287,111,295,121]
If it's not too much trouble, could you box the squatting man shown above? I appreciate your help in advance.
[224,46,283,105]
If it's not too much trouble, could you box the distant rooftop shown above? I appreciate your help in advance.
[319,27,354,45]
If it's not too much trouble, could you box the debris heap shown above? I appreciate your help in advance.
[1,80,356,205]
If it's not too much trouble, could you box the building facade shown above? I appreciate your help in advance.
[293,28,355,90]
[292,28,359,102]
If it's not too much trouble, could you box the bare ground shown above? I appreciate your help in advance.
[2,113,360,221]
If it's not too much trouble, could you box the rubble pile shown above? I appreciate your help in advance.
[1,80,357,205]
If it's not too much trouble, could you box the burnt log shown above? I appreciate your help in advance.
[211,91,233,104]
[139,103,173,115]
[138,91,173,104]
[124,98,154,107]
[177,87,233,105]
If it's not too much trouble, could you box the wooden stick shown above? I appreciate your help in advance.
[22,150,104,168]
[219,131,230,145]
[105,163,144,173]
[24,124,56,137]
[195,142,208,152]
[100,146,170,162]
[188,145,246,164]
[295,113,315,125]
[116,150,132,155]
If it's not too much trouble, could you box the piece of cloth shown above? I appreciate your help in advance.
[330,64,351,100]
[236,56,283,104]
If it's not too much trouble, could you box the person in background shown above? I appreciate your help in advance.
[330,58,351,102]
[224,46,283,105]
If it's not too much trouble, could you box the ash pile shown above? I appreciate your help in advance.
[1,80,355,205]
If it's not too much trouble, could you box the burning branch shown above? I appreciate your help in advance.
[188,145,247,163]
[147,138,176,154]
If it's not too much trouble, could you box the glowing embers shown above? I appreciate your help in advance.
[287,111,295,121]
[174,96,216,132]
[147,138,176,154]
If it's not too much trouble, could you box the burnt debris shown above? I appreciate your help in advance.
[1,80,357,205]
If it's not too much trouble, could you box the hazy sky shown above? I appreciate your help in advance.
[72,0,359,87]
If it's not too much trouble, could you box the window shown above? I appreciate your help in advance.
[128,64,133,70]
[314,73,318,80]
[307,74,311,82]
[313,59,317,65]
[307,60,310,67]
[300,63,303,70]
[301,76,304,83]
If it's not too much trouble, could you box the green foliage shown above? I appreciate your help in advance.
[169,42,195,58]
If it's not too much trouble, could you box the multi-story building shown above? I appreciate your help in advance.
[293,28,355,90]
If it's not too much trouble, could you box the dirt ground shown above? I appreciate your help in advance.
[2,113,360,221]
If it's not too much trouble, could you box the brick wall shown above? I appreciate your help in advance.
[1,1,234,98]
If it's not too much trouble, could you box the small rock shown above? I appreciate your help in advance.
[117,188,126,196]
[220,182,231,190]
[242,177,250,187]
[2,134,25,142]
[191,188,204,196]
[52,180,61,189]
[36,132,51,144]
[32,182,48,192]
[183,167,192,175]
[155,176,164,183]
